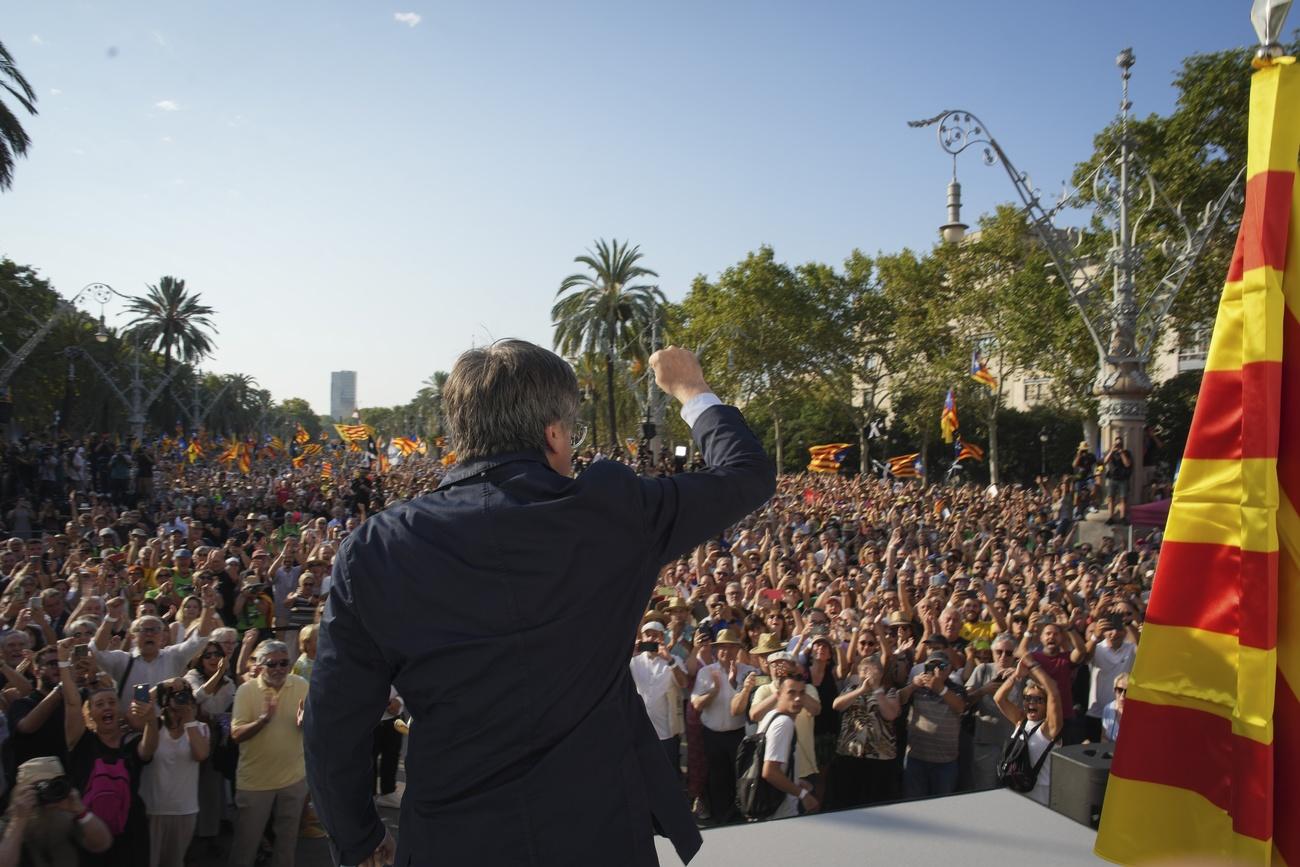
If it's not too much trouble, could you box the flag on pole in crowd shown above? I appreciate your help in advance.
[318,430,329,441]
[236,443,251,475]
[334,423,373,442]
[300,443,322,458]
[887,453,920,479]
[416,437,429,456]
[217,443,239,467]
[440,451,457,467]
[1095,55,1300,866]
[292,454,306,469]
[807,443,851,473]
[295,424,310,444]
[377,451,390,474]
[940,389,959,443]
[970,348,998,390]
[186,441,203,464]
[391,437,419,457]
[269,436,285,454]
[625,438,638,458]
[321,461,333,480]
[954,438,984,463]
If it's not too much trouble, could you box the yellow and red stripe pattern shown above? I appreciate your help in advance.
[334,423,373,443]
[807,443,851,473]
[940,389,959,444]
[887,453,920,479]
[1096,57,1300,866]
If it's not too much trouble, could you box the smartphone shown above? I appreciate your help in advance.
[133,684,151,703]
[73,644,90,659]
[26,597,39,612]
[754,675,772,688]
[761,588,784,601]
[636,641,659,654]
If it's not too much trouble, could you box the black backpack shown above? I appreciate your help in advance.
[997,719,1057,793]
[735,714,797,820]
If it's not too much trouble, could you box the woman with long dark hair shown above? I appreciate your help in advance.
[185,640,236,843]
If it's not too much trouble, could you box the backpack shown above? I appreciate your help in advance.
[735,714,797,820]
[82,757,132,835]
[997,720,1057,793]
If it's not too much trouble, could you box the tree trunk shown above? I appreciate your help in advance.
[590,390,600,451]
[773,413,783,474]
[988,395,1000,486]
[604,353,617,450]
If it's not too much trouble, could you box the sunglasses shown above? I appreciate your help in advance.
[261,659,290,669]
[135,625,163,634]
[201,651,223,659]
[1114,687,1126,695]
[994,649,1015,656]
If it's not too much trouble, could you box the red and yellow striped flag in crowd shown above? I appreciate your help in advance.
[807,443,851,473]
[295,424,310,444]
[321,460,333,480]
[391,436,419,457]
[334,423,373,442]
[440,451,457,467]
[236,442,252,475]
[1096,56,1300,865]
[186,441,203,464]
[887,453,920,478]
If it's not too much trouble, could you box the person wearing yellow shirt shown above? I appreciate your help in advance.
[229,640,309,867]
[957,593,1004,645]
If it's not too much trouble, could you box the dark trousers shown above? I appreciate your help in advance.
[828,755,900,809]
[701,727,743,825]
[372,717,402,795]
[660,735,681,778]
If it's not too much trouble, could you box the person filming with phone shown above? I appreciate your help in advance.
[629,622,689,776]
[305,340,775,867]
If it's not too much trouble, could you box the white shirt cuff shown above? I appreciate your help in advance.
[679,393,723,429]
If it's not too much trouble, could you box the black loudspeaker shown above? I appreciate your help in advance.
[1049,743,1112,827]
[642,422,656,440]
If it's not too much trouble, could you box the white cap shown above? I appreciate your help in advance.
[641,621,666,633]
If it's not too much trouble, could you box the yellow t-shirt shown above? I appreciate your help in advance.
[960,620,998,643]
[752,682,819,778]
[232,673,309,791]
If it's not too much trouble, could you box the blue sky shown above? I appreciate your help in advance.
[1,1,1256,413]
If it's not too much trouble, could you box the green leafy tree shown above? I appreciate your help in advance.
[0,41,37,191]
[552,239,664,447]
[123,277,217,373]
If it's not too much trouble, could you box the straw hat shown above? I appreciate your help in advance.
[751,633,785,655]
[711,628,742,647]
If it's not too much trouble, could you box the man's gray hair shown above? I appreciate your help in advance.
[444,339,580,461]
[212,626,238,645]
[255,639,289,662]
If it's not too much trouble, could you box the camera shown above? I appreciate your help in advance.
[73,644,89,659]
[924,659,947,674]
[33,776,71,805]
[636,641,659,654]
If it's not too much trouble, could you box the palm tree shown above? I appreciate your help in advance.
[0,41,37,191]
[123,276,217,372]
[552,239,664,448]
[415,371,449,439]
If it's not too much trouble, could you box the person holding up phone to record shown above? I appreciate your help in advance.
[630,621,689,777]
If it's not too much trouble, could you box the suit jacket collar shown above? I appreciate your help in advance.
[437,449,553,489]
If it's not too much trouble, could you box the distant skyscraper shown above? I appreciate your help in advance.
[330,371,357,421]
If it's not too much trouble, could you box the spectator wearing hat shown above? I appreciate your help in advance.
[0,756,113,865]
[897,650,967,797]
[661,597,694,662]
[749,646,821,797]
[690,628,757,826]
[630,621,689,775]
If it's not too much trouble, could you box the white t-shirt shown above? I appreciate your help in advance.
[760,711,800,819]
[1025,721,1054,806]
[692,662,756,732]
[1087,641,1136,718]
[141,726,205,815]
[630,653,681,740]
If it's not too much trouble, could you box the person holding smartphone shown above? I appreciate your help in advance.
[629,622,688,776]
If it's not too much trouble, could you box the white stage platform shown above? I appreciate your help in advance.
[656,790,1100,866]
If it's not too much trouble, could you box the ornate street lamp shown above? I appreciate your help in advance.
[909,49,1245,505]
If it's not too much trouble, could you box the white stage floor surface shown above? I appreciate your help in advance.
[656,789,1100,866]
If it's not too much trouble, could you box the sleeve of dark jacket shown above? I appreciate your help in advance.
[304,545,393,866]
[641,402,776,561]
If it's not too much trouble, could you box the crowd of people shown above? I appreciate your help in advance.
[0,429,1149,864]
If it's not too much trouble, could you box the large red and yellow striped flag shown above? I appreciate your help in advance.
[1096,57,1300,865]
[807,443,851,473]
[334,423,373,443]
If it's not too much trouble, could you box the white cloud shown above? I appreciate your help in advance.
[49,88,62,96]
[154,99,181,112]
[393,12,421,27]
[31,34,45,46]
[161,135,173,144]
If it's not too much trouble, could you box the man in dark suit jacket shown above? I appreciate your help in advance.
[305,340,775,866]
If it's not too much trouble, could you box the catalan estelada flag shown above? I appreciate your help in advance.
[1095,55,1300,866]
[334,423,373,442]
[954,439,984,463]
[887,453,920,479]
[236,442,252,475]
[295,424,310,444]
[807,443,851,473]
[300,443,322,458]
[391,436,419,457]
[970,349,997,390]
[940,389,959,443]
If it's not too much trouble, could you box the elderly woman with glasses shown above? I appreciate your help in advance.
[994,654,1064,805]
[964,634,1022,790]
[830,655,902,808]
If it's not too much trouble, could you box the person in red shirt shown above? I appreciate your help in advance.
[1019,620,1086,744]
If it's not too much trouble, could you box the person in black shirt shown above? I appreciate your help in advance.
[1104,438,1134,524]
[1070,442,1097,520]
